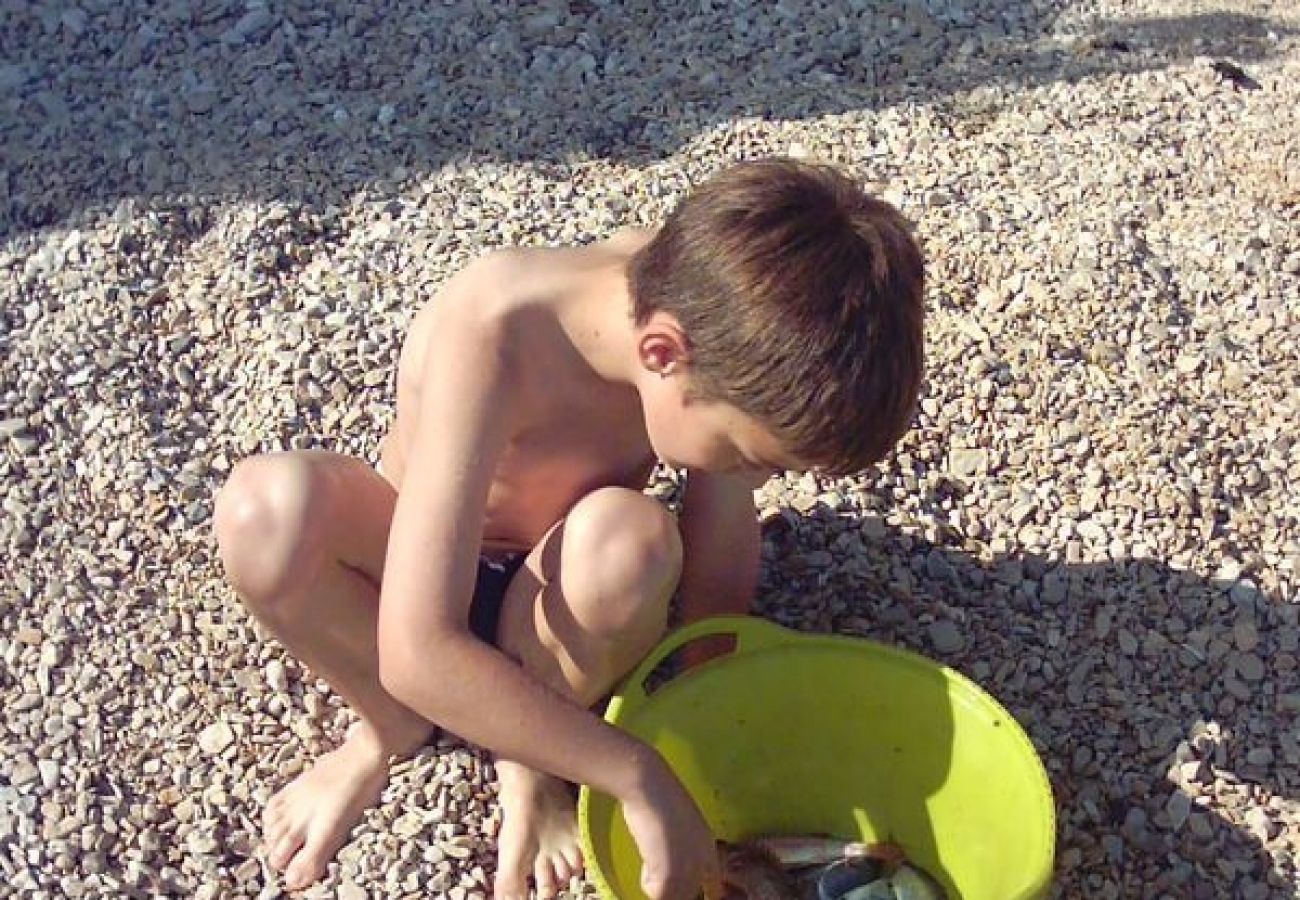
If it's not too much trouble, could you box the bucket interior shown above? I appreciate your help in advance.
[580,640,1054,900]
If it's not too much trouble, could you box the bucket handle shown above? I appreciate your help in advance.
[609,615,795,714]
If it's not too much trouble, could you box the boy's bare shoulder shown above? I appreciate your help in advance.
[400,235,617,382]
[435,247,557,311]
[442,228,653,308]
[444,247,533,298]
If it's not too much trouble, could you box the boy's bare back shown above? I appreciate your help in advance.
[379,228,659,552]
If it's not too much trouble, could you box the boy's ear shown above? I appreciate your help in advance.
[637,312,690,377]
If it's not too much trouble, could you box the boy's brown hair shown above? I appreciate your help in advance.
[627,157,925,476]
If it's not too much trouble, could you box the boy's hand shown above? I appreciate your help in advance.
[620,756,721,899]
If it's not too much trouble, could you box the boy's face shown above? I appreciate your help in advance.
[642,376,804,476]
[634,310,808,476]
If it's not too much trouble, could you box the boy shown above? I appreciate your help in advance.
[214,158,924,899]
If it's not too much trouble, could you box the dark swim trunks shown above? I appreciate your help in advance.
[469,554,527,644]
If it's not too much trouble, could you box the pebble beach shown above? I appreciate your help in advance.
[2,1,1298,898]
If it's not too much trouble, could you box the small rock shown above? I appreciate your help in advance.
[1165,790,1192,830]
[9,761,39,787]
[1179,760,1210,784]
[1230,580,1261,605]
[265,659,288,693]
[925,552,956,582]
[197,721,235,756]
[1188,812,1215,841]
[947,447,987,479]
[225,8,273,43]
[1041,571,1067,605]
[437,838,475,860]
[1215,559,1243,582]
[1233,619,1260,652]
[927,620,965,654]
[1245,747,1273,766]
[1117,629,1139,655]
[1234,652,1266,682]
[183,86,220,115]
[1076,519,1106,542]
[1122,807,1148,844]
[1101,833,1124,864]
[337,881,368,900]
[1244,807,1277,842]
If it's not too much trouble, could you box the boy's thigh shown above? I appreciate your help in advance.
[222,449,397,587]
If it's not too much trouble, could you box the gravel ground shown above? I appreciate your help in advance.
[2,1,1299,898]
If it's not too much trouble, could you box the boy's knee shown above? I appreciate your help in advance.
[214,454,330,604]
[561,488,681,640]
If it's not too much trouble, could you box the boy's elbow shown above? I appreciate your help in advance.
[377,649,414,707]
[377,633,452,714]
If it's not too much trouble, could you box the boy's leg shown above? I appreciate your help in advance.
[490,487,683,900]
[213,450,432,890]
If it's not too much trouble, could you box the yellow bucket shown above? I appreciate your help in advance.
[578,616,1055,900]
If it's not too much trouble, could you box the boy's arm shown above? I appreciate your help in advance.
[676,468,769,625]
[375,277,653,799]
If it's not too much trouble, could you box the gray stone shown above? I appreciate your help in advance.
[1245,747,1274,766]
[927,620,965,655]
[183,87,220,115]
[1234,652,1266,682]
[1165,790,1192,830]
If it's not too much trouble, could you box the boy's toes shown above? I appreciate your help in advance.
[561,844,584,876]
[493,854,530,900]
[284,846,329,892]
[264,790,288,821]
[268,827,305,871]
[551,854,574,886]
[493,872,529,900]
[533,860,559,899]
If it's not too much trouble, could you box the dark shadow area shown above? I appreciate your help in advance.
[3,1,1295,240]
[756,499,1297,898]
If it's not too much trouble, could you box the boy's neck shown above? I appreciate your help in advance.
[565,238,650,389]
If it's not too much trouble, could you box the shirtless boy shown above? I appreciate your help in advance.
[214,158,925,899]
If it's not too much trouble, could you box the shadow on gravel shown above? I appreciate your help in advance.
[2,2,1295,239]
[756,501,1296,898]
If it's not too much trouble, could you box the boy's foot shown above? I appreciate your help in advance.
[494,762,585,899]
[262,723,390,891]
